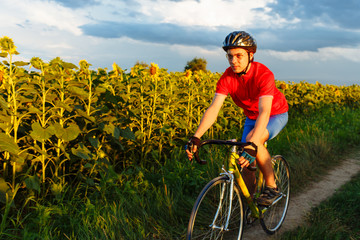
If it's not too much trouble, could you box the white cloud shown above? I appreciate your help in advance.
[0,0,88,35]
[0,0,358,86]
[81,0,139,22]
[266,45,360,63]
[265,49,319,61]
[322,46,360,62]
[170,44,221,57]
[138,0,285,28]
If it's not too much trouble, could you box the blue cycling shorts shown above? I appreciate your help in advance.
[241,112,288,142]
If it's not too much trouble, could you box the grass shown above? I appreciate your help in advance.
[267,106,360,193]
[1,106,360,239]
[280,172,360,240]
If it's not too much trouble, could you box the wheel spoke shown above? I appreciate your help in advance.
[187,176,244,240]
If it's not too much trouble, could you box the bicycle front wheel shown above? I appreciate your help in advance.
[186,175,244,240]
[260,155,290,234]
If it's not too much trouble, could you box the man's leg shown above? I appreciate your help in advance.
[254,141,276,188]
[242,166,256,196]
[242,113,288,204]
[241,128,274,196]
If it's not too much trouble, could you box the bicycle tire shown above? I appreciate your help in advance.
[260,155,290,234]
[186,175,244,240]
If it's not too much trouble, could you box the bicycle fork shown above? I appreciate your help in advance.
[209,170,234,231]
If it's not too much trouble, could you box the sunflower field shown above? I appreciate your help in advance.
[1,36,360,239]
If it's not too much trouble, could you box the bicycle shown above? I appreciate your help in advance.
[186,139,290,240]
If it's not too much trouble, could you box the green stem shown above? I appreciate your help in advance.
[40,65,47,184]
[148,76,158,140]
[87,73,92,116]
[8,53,19,188]
[56,71,65,183]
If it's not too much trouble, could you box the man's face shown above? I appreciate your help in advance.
[226,48,253,74]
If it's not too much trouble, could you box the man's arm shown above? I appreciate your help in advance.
[186,94,226,160]
[193,94,227,138]
[248,96,273,145]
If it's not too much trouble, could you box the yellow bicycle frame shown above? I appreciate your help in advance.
[226,149,265,218]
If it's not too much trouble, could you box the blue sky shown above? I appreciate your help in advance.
[1,0,359,86]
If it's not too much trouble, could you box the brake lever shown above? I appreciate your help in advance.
[185,142,207,165]
[194,149,207,165]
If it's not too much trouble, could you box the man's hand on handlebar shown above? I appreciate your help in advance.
[185,136,201,161]
[238,143,257,168]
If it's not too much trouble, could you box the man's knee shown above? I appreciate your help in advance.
[245,129,269,144]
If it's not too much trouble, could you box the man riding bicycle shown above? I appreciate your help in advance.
[185,31,289,206]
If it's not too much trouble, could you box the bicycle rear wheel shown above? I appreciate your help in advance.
[260,155,290,234]
[186,175,244,240]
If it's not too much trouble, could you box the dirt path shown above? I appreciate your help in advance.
[241,150,360,240]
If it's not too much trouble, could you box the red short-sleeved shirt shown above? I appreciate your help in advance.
[216,62,288,120]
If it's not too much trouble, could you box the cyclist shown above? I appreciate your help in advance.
[185,31,288,206]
